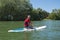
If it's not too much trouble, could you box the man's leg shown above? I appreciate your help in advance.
[29,26,34,29]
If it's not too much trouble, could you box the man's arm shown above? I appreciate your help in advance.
[29,21,33,27]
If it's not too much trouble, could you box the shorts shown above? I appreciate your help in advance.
[25,26,33,29]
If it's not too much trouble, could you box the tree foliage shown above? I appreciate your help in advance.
[47,9,60,20]
[0,0,49,21]
[31,8,49,20]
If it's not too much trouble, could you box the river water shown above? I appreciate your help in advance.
[23,20,60,40]
[0,20,60,40]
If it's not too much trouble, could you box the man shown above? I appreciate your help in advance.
[24,15,33,29]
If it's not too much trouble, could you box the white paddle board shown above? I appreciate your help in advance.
[8,26,46,32]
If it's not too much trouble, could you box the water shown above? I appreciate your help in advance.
[23,20,60,40]
[0,20,60,40]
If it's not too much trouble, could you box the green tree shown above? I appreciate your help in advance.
[0,0,32,21]
[31,8,49,20]
[48,9,60,20]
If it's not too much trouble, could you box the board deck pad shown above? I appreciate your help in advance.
[8,26,47,32]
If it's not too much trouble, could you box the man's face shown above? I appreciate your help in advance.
[28,15,30,19]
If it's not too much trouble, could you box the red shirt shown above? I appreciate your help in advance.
[24,18,30,27]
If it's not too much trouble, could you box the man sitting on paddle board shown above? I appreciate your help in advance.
[24,15,33,29]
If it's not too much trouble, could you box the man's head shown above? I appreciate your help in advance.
[27,15,31,19]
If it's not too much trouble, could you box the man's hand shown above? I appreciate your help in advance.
[29,22,33,27]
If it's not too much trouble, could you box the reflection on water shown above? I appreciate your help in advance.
[23,20,60,40]
[24,32,28,40]
[24,32,32,40]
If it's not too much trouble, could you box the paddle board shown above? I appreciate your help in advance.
[8,26,46,32]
